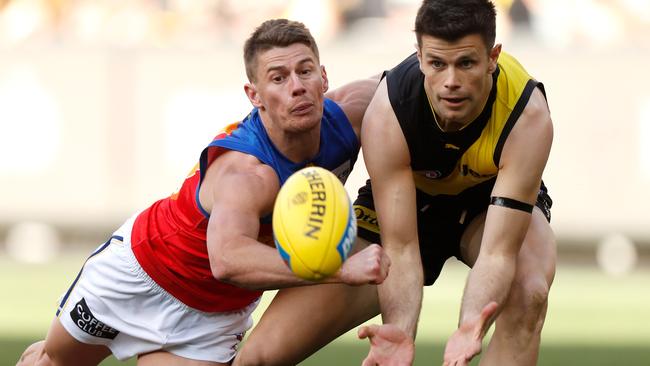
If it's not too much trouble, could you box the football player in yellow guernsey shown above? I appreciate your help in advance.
[355,0,555,365]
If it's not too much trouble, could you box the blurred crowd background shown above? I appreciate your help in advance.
[1,0,649,276]
[0,0,648,47]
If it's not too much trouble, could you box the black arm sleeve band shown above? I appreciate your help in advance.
[490,196,534,213]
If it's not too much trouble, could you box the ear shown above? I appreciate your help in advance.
[244,83,263,109]
[488,44,502,74]
[320,65,329,93]
[415,44,424,72]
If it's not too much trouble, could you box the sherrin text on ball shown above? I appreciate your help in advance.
[272,166,356,281]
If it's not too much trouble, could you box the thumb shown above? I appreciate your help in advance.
[382,251,391,271]
[475,301,499,338]
[358,324,379,339]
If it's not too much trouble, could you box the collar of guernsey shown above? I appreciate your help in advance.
[198,97,360,221]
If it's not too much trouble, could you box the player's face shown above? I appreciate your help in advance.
[246,43,328,133]
[417,34,500,130]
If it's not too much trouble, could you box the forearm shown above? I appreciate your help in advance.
[459,253,516,331]
[211,237,383,290]
[210,238,320,290]
[379,246,423,338]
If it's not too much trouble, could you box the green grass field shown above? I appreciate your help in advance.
[2,252,649,365]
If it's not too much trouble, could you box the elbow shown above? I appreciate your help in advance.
[209,239,240,284]
[210,265,230,283]
[210,257,260,290]
[210,256,236,283]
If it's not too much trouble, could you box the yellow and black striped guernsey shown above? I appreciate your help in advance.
[386,51,546,197]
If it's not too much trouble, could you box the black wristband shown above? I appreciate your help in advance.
[490,196,534,213]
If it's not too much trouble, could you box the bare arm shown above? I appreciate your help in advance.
[325,74,381,137]
[362,79,423,337]
[459,87,553,336]
[202,151,388,290]
[203,151,308,290]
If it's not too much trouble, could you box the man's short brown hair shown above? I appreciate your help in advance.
[243,19,320,82]
[415,0,496,52]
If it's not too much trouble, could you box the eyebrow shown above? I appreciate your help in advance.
[424,51,479,61]
[265,57,315,74]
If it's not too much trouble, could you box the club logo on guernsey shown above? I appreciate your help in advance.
[70,298,119,339]
[422,170,443,179]
[302,169,327,240]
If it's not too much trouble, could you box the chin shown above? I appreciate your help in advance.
[288,115,321,133]
[442,109,468,123]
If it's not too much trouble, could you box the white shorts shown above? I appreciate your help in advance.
[56,217,259,362]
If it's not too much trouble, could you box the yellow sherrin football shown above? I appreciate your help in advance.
[272,166,356,281]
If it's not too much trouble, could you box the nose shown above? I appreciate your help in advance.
[289,72,307,97]
[444,67,461,90]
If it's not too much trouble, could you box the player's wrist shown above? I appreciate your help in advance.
[333,264,353,284]
[323,268,345,284]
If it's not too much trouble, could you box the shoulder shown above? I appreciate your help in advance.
[216,151,278,184]
[359,78,398,134]
[492,85,553,200]
[325,77,380,137]
[386,53,422,93]
[387,53,420,76]
[384,54,425,124]
[518,87,552,134]
[500,86,553,170]
[494,51,540,109]
[368,78,393,116]
[364,78,401,134]
[361,79,410,164]
[199,150,279,215]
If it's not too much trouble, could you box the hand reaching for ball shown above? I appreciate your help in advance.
[338,244,390,286]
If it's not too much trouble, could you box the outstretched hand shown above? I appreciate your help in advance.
[443,301,499,366]
[358,324,414,366]
[338,244,390,286]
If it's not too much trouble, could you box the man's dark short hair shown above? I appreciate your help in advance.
[243,19,319,82]
[415,0,497,52]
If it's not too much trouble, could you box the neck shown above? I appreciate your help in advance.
[433,111,465,132]
[260,113,321,163]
